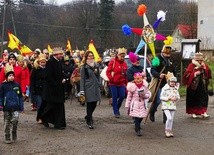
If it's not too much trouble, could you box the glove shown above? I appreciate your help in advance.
[78,91,85,96]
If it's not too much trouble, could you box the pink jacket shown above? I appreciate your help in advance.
[125,82,151,118]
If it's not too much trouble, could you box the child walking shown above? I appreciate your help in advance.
[160,72,180,138]
[0,64,24,144]
[125,72,151,136]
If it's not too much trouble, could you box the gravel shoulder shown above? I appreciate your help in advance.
[1,96,214,155]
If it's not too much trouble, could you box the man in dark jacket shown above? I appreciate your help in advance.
[41,47,66,129]
[150,45,177,123]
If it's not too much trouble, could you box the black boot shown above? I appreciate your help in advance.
[149,112,155,122]
[88,120,94,129]
[135,127,142,136]
[136,129,142,136]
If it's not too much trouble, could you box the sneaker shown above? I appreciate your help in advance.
[114,114,120,118]
[170,132,174,137]
[192,114,198,118]
[201,113,210,118]
[165,131,171,138]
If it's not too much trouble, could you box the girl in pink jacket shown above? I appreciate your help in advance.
[125,72,151,136]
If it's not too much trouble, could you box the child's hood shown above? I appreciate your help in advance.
[126,82,138,92]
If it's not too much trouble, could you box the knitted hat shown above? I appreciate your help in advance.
[5,64,14,78]
[8,53,17,61]
[129,52,137,63]
[34,48,41,54]
[194,52,203,61]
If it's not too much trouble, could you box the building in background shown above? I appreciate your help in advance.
[198,0,214,50]
[172,24,197,52]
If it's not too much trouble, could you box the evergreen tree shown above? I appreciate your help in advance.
[98,0,115,48]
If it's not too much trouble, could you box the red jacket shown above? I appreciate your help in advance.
[106,58,127,86]
[21,67,30,93]
[0,64,27,93]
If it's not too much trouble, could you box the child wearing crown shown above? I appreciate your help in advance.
[125,72,151,136]
[0,64,24,144]
[160,72,180,138]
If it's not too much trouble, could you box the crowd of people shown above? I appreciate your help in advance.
[0,45,212,144]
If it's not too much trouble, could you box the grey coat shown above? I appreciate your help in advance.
[80,64,101,102]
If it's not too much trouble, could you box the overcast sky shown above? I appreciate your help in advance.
[44,0,124,5]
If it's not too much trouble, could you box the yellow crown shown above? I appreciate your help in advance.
[5,63,14,76]
[165,72,175,81]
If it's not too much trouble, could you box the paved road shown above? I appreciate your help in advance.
[0,96,214,155]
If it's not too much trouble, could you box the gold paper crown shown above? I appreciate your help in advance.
[16,55,24,62]
[162,36,173,53]
[165,72,177,82]
[64,55,69,61]
[52,47,64,55]
[38,53,47,62]
[194,52,203,61]
[5,63,14,76]
[117,48,127,55]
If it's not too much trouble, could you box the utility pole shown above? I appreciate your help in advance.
[1,0,7,56]
[10,3,17,36]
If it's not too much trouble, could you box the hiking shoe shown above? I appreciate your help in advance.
[4,135,12,144]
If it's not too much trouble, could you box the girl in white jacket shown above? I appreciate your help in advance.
[125,72,151,136]
[160,73,180,138]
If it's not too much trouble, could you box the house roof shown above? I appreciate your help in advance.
[177,24,197,39]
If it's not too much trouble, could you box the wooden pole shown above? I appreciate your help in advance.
[143,44,147,72]
[1,0,7,56]
[144,78,163,124]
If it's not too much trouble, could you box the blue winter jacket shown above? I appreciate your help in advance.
[0,81,24,111]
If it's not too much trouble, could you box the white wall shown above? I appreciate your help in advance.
[198,0,214,49]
